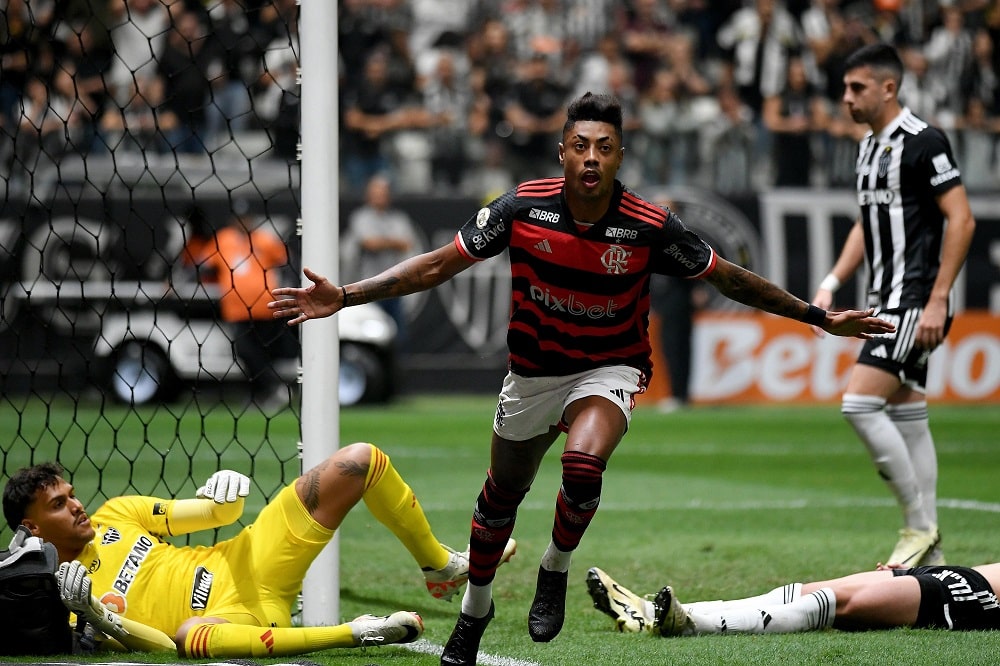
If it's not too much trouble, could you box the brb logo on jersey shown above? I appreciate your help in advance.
[601,245,631,274]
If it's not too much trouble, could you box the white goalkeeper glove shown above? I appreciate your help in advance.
[196,470,251,504]
[57,561,123,634]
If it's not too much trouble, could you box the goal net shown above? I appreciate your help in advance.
[0,1,307,547]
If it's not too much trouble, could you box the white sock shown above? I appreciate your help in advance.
[461,582,493,618]
[887,401,938,526]
[540,541,572,573]
[689,588,836,635]
[687,583,801,614]
[842,394,930,530]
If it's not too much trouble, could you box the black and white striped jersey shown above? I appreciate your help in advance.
[854,107,963,311]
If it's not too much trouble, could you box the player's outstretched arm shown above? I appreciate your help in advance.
[269,244,475,326]
[703,258,895,339]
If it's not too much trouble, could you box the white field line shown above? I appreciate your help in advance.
[402,638,542,666]
[425,497,1000,513]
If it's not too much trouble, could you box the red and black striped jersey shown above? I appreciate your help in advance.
[455,177,717,378]
[854,107,963,311]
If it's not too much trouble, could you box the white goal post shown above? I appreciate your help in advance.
[299,0,342,627]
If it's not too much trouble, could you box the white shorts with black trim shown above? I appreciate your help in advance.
[493,365,644,441]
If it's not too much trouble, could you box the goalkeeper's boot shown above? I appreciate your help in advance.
[887,525,940,567]
[651,586,694,637]
[585,567,655,633]
[425,538,517,601]
[527,566,568,642]
[441,601,494,665]
[350,611,424,647]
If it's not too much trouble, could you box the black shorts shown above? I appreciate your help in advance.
[894,565,1000,630]
[857,307,952,392]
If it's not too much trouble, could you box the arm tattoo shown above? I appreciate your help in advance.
[707,262,809,320]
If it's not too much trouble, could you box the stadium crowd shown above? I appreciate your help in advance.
[2,0,1000,197]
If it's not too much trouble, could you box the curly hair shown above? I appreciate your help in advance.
[3,462,65,530]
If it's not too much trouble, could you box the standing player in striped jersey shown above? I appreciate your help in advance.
[270,92,894,664]
[811,44,976,569]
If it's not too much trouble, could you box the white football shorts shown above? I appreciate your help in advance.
[493,365,643,441]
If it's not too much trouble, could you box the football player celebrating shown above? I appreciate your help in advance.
[270,92,895,665]
[3,444,516,657]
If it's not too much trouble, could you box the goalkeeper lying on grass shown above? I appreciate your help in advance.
[2,444,516,657]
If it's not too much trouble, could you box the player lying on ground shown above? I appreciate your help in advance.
[2,444,516,657]
[586,562,1000,636]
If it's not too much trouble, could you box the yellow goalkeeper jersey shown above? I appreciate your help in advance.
[76,495,239,634]
[74,485,331,634]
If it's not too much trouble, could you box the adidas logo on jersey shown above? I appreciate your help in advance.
[534,239,553,253]
[869,345,888,358]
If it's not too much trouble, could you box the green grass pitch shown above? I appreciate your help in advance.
[2,396,998,665]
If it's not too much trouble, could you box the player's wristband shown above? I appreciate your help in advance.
[802,304,827,327]
[818,273,841,293]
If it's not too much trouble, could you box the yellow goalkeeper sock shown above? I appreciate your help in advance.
[182,622,354,658]
[362,444,449,570]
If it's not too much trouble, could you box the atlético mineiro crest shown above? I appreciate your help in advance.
[878,146,892,178]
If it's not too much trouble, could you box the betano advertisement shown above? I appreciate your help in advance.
[641,311,1000,405]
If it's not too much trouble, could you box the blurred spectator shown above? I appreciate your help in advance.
[716,0,803,187]
[964,28,1000,113]
[97,73,179,155]
[467,19,519,149]
[50,61,96,152]
[716,0,801,114]
[823,102,866,188]
[563,0,622,55]
[12,73,79,178]
[621,0,676,93]
[341,48,430,190]
[502,53,568,180]
[699,84,755,195]
[254,8,299,160]
[637,68,683,185]
[925,5,975,120]
[158,6,226,153]
[344,175,419,348]
[898,45,945,125]
[51,18,110,147]
[422,50,484,191]
[204,0,260,146]
[501,0,568,67]
[572,33,628,100]
[0,0,43,127]
[408,0,474,70]
[762,53,829,187]
[638,66,702,187]
[203,198,296,409]
[956,95,1000,191]
[105,0,170,105]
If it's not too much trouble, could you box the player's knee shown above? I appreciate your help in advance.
[335,441,375,467]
